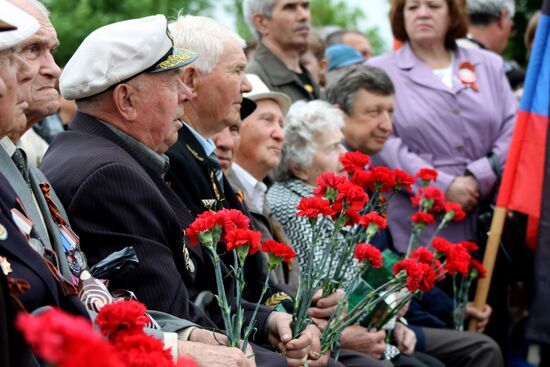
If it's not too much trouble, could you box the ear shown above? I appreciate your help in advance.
[112,83,138,121]
[497,8,510,29]
[252,13,270,37]
[182,66,200,99]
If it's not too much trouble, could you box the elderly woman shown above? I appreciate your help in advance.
[367,0,516,252]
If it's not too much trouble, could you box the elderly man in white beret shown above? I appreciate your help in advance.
[41,14,314,367]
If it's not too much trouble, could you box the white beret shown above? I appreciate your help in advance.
[0,0,39,52]
[60,15,197,100]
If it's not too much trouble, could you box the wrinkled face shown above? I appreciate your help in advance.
[236,99,284,179]
[342,32,373,59]
[0,49,19,136]
[130,70,190,154]
[302,124,347,186]
[15,9,61,123]
[193,40,251,137]
[404,0,450,47]
[264,0,311,49]
[343,89,394,155]
[212,122,241,173]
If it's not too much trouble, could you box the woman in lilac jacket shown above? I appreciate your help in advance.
[367,0,516,252]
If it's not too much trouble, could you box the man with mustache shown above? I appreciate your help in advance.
[243,0,320,102]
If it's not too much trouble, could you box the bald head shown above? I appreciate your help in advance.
[9,0,61,135]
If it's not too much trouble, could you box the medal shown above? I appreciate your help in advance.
[0,256,12,275]
[0,223,7,240]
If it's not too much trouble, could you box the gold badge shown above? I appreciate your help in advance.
[0,256,12,275]
[0,224,7,240]
[186,145,204,161]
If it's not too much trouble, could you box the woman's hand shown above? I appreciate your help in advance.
[446,176,479,213]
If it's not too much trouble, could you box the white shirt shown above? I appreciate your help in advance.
[231,163,267,214]
[432,52,455,89]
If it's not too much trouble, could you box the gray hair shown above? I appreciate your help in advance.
[169,14,245,74]
[323,64,394,116]
[242,0,278,39]
[467,0,515,25]
[272,100,345,181]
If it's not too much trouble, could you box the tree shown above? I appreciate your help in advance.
[504,0,542,67]
[44,0,214,66]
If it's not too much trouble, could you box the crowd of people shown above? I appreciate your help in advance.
[0,0,542,366]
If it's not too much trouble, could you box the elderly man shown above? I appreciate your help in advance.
[41,15,314,367]
[164,15,318,367]
[7,0,61,163]
[243,0,320,102]
[324,64,504,367]
[457,0,524,90]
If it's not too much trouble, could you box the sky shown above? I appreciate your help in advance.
[212,0,393,49]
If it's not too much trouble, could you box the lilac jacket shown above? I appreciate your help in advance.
[368,43,516,252]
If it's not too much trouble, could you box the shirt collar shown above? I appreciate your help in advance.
[100,121,170,177]
[184,123,216,158]
[231,163,267,213]
[0,136,17,156]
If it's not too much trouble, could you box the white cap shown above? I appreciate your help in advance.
[244,74,291,116]
[60,15,198,100]
[0,0,39,52]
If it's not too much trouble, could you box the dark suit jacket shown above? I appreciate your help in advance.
[165,125,275,320]
[40,112,213,328]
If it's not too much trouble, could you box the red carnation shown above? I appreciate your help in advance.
[469,259,486,279]
[334,181,369,211]
[262,240,296,263]
[393,258,422,292]
[445,244,471,276]
[443,202,466,222]
[177,356,198,367]
[115,333,174,367]
[460,241,479,253]
[411,186,445,213]
[296,197,332,218]
[186,211,219,246]
[432,237,452,254]
[410,247,434,265]
[369,166,396,192]
[359,212,388,231]
[314,172,348,198]
[394,169,416,192]
[342,208,361,226]
[411,212,435,225]
[354,243,383,268]
[350,170,372,189]
[95,300,148,341]
[225,229,261,254]
[16,309,124,367]
[216,209,250,233]
[416,168,438,183]
[418,263,436,292]
[340,151,370,174]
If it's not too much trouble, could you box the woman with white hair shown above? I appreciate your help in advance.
[267,100,349,276]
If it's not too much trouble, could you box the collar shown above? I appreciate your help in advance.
[183,122,216,158]
[100,121,170,177]
[465,35,487,50]
[231,163,267,213]
[0,136,16,156]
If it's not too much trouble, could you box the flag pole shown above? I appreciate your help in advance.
[468,206,507,331]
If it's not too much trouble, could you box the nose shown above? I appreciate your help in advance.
[298,3,310,22]
[179,81,193,102]
[336,143,348,157]
[379,111,393,133]
[241,74,252,94]
[272,121,285,142]
[42,52,61,80]
[215,128,234,151]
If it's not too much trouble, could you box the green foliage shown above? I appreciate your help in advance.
[226,0,253,41]
[503,0,542,67]
[309,0,364,29]
[366,27,388,56]
[44,0,214,67]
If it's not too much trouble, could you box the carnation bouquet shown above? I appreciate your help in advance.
[185,208,295,350]
[290,151,476,356]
